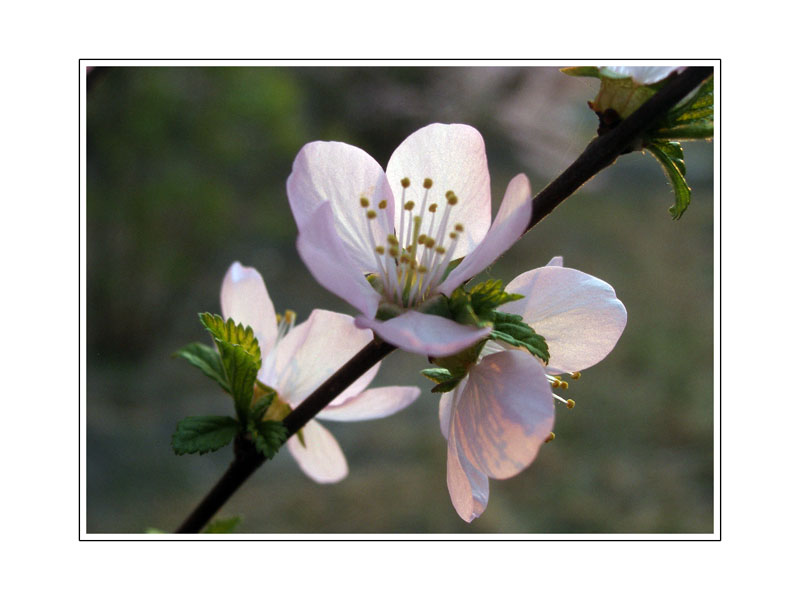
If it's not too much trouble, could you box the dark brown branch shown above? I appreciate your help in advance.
[174,66,713,533]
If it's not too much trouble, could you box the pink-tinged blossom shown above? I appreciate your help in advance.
[287,123,533,357]
[221,261,420,484]
[603,66,686,85]
[439,257,627,522]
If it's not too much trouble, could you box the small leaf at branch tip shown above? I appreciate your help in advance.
[172,416,240,455]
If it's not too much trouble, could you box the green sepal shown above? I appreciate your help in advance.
[420,367,457,384]
[171,415,240,455]
[199,313,262,368]
[440,256,464,282]
[296,428,307,448]
[649,122,714,141]
[491,312,550,363]
[250,383,277,423]
[430,379,462,394]
[646,141,691,219]
[248,420,288,460]
[203,516,242,533]
[418,294,452,319]
[375,301,403,321]
[173,342,230,394]
[420,367,464,394]
[468,279,524,317]
[560,66,602,78]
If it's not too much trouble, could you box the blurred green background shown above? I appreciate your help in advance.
[86,66,713,533]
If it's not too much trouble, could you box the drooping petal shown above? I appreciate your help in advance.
[318,386,420,422]
[269,309,377,408]
[287,140,395,272]
[453,351,554,480]
[220,261,279,356]
[355,311,491,358]
[439,390,455,439]
[603,66,685,85]
[446,392,489,522]
[438,173,533,296]
[386,123,491,259]
[504,266,627,374]
[296,202,382,318]
[546,256,563,267]
[286,419,348,484]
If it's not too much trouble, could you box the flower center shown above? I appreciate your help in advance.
[360,177,463,308]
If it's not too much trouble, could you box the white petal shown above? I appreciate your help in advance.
[355,311,491,358]
[296,202,382,318]
[446,390,489,522]
[438,173,532,295]
[603,66,685,85]
[269,309,377,407]
[287,141,395,272]
[504,266,627,373]
[318,386,420,422]
[439,390,455,439]
[287,420,348,484]
[220,262,278,356]
[453,351,554,480]
[386,123,491,259]
[546,256,563,267]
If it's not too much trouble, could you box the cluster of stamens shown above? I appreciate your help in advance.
[275,309,297,341]
[544,371,582,443]
[360,177,464,307]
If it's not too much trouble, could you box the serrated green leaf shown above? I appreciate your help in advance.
[218,342,260,421]
[203,516,242,533]
[173,342,230,393]
[249,420,288,460]
[647,141,691,219]
[468,280,524,320]
[172,416,240,456]
[199,313,262,368]
[492,312,550,363]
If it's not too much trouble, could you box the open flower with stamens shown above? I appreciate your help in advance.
[221,261,420,484]
[287,123,533,357]
[439,257,627,522]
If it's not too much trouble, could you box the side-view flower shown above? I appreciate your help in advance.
[287,123,533,357]
[221,261,420,483]
[440,257,627,522]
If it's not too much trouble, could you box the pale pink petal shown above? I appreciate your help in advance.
[220,262,278,356]
[546,256,563,267]
[603,66,685,85]
[447,396,489,522]
[439,390,455,439]
[438,173,533,295]
[287,141,395,272]
[296,202,382,318]
[504,266,627,374]
[386,123,491,259]
[269,309,377,408]
[287,419,348,484]
[355,311,491,358]
[453,351,554,480]
[318,386,420,422]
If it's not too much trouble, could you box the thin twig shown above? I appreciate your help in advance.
[174,66,714,533]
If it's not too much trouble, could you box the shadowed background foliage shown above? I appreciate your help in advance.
[86,66,713,533]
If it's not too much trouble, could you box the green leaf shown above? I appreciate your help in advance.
[491,312,550,363]
[203,516,242,533]
[649,122,714,141]
[173,342,230,393]
[420,367,456,384]
[249,420,288,460]
[468,279,524,319]
[218,342,260,421]
[652,76,713,141]
[560,66,601,78]
[199,313,262,368]
[646,141,691,219]
[250,384,277,423]
[172,416,240,455]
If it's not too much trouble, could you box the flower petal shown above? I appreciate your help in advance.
[438,173,533,295]
[287,140,395,272]
[447,395,489,522]
[268,309,377,407]
[546,256,563,267]
[453,351,554,480]
[287,419,348,484]
[296,202,382,318]
[504,266,627,373]
[439,390,455,439]
[603,66,685,85]
[220,262,279,356]
[355,311,491,358]
[318,386,420,422]
[386,123,491,259]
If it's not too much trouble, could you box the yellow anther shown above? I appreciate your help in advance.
[454,223,464,232]
[387,234,399,246]
[284,310,296,324]
[375,246,385,255]
[435,246,446,254]
[566,399,576,409]
[425,238,435,249]
[423,178,433,189]
[545,432,556,443]
[418,265,428,273]
[389,247,399,258]
[404,201,415,210]
[399,255,409,263]
[428,203,438,212]
[401,177,411,188]
[378,199,388,209]
[551,380,560,389]
[445,190,455,199]
[366,210,377,219]
[570,371,582,380]
[449,232,458,239]
[559,381,569,390]
[360,197,370,207]
[448,194,458,205]
[418,234,428,244]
